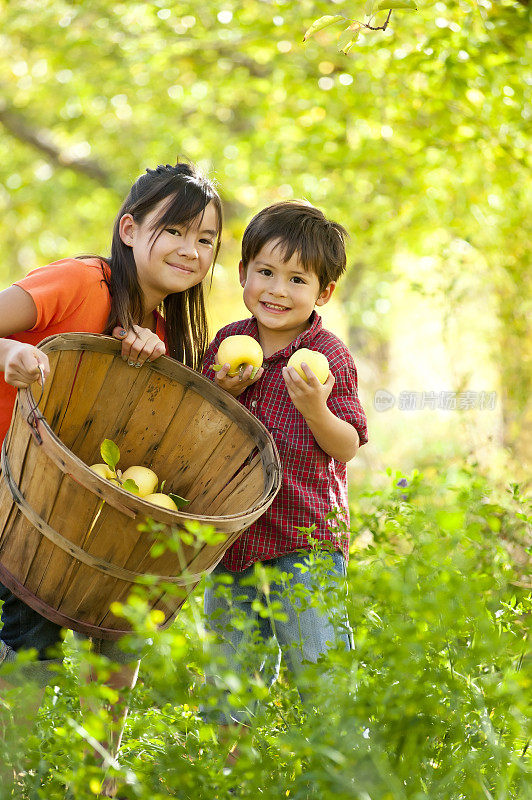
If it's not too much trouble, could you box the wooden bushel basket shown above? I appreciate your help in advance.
[0,333,281,640]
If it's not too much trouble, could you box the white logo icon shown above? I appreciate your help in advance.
[374,389,395,412]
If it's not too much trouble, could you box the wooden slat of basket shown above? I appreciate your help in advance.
[3,404,30,484]
[55,501,141,619]
[146,388,209,480]
[97,534,197,621]
[141,584,193,629]
[83,503,144,568]
[54,351,115,448]
[99,580,183,630]
[68,359,152,466]
[0,502,20,571]
[58,569,129,628]
[53,498,179,623]
[153,390,232,480]
[217,457,267,516]
[28,476,105,603]
[173,459,263,577]
[35,349,59,417]
[40,351,82,432]
[208,454,265,517]
[148,530,246,626]
[160,402,256,499]
[0,480,15,540]
[0,413,31,561]
[0,442,64,585]
[15,445,68,588]
[124,518,201,578]
[114,373,187,468]
[187,527,245,577]
[103,541,219,630]
[184,426,261,514]
[55,504,139,620]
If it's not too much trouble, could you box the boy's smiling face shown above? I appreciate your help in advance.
[239,238,335,352]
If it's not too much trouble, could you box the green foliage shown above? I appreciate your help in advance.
[1,466,530,798]
[304,0,419,54]
[0,0,530,458]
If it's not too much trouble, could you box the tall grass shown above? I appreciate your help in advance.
[1,465,530,799]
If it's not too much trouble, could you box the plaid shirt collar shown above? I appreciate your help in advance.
[243,311,323,362]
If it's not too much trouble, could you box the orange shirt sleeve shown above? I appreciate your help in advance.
[14,259,111,332]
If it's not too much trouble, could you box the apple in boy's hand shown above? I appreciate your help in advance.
[121,466,158,497]
[286,349,329,384]
[212,335,263,378]
[143,492,179,511]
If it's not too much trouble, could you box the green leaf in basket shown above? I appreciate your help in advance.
[101,438,120,471]
[122,478,140,495]
[169,492,190,509]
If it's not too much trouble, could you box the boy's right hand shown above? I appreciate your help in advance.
[212,361,264,397]
[2,341,50,388]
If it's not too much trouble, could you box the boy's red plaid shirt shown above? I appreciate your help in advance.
[202,312,368,572]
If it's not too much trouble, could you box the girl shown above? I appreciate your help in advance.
[0,161,223,797]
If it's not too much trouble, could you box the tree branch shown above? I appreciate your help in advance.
[0,100,115,187]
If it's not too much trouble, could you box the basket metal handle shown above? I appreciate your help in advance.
[24,364,46,445]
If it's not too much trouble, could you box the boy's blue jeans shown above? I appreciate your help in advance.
[202,549,353,725]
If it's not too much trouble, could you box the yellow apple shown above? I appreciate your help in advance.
[90,463,115,480]
[121,465,158,497]
[143,493,179,511]
[214,335,263,377]
[287,349,329,384]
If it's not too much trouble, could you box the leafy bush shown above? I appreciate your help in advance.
[0,465,530,799]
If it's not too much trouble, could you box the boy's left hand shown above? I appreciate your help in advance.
[282,362,334,418]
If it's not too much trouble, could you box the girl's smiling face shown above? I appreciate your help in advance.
[119,198,219,310]
[239,238,335,351]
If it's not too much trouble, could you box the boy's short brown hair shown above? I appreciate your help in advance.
[241,200,348,292]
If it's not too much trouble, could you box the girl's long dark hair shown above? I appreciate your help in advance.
[102,163,222,370]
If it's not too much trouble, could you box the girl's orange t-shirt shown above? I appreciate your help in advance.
[0,258,166,441]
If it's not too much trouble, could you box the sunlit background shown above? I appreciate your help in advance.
[1,0,530,486]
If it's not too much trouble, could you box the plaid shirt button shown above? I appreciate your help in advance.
[203,312,368,572]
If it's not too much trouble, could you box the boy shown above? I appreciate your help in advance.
[201,200,368,730]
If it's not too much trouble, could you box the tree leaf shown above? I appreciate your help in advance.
[122,478,140,494]
[377,0,417,10]
[169,492,190,509]
[303,15,345,42]
[101,438,120,471]
[365,0,377,15]
[338,27,361,53]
